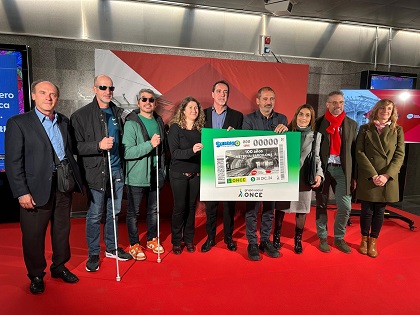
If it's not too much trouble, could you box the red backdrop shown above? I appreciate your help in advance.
[111,50,309,123]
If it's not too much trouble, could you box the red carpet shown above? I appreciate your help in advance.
[0,204,419,314]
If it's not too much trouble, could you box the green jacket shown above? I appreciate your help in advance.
[355,124,405,203]
[122,109,166,187]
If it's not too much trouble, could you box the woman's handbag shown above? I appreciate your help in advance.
[303,132,317,186]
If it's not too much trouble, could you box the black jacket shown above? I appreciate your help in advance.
[204,106,243,129]
[70,98,125,191]
[242,110,288,130]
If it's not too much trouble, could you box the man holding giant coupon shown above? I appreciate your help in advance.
[200,87,301,261]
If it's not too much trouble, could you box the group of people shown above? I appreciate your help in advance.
[4,76,405,295]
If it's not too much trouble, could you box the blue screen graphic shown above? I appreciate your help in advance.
[0,51,23,171]
[370,75,415,89]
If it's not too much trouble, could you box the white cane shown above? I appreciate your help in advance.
[104,119,121,281]
[156,147,162,263]
[107,149,121,281]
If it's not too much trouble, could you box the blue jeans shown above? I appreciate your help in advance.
[245,201,275,245]
[86,168,124,255]
[126,185,158,245]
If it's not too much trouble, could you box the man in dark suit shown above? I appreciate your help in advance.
[242,86,288,261]
[201,80,243,253]
[315,90,358,254]
[5,80,83,294]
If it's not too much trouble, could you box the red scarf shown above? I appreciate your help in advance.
[325,110,345,155]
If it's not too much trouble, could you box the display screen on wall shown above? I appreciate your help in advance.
[342,89,420,143]
[360,70,417,89]
[0,44,32,172]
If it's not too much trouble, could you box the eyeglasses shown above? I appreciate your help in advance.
[96,85,115,91]
[327,101,344,105]
[140,97,155,103]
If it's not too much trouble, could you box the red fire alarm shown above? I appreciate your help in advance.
[259,35,271,55]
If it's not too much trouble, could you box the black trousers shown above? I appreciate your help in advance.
[204,201,235,240]
[360,200,386,238]
[20,179,72,279]
[170,171,200,246]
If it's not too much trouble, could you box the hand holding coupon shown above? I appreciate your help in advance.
[193,143,204,153]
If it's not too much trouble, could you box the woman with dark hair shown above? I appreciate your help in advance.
[168,96,205,255]
[273,104,323,254]
[356,99,404,258]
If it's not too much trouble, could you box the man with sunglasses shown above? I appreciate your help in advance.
[201,80,243,253]
[122,89,166,260]
[70,75,132,273]
[314,90,358,254]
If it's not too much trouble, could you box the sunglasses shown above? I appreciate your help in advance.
[96,85,115,91]
[140,97,155,103]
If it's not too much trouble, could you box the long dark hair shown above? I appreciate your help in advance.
[289,104,316,131]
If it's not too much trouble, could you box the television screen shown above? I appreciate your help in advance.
[0,44,32,172]
[342,89,420,143]
[360,70,417,90]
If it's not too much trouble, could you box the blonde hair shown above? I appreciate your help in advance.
[368,99,399,131]
[170,96,205,131]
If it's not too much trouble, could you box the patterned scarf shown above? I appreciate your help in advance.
[325,110,345,155]
[373,120,391,135]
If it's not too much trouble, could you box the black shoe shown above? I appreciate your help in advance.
[294,228,303,254]
[30,276,44,295]
[259,240,280,258]
[86,255,100,272]
[186,243,195,253]
[201,238,215,253]
[224,238,237,251]
[247,244,261,261]
[273,229,281,250]
[294,236,303,254]
[51,268,79,283]
[105,248,133,261]
[173,245,182,255]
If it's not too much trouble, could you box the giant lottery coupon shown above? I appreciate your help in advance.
[213,135,288,188]
[200,128,300,201]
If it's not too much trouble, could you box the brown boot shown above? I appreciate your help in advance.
[367,237,378,258]
[359,235,368,255]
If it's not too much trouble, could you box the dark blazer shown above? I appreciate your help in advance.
[204,106,243,129]
[5,109,82,207]
[315,115,358,195]
[242,110,288,130]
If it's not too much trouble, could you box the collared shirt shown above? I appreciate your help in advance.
[211,106,227,129]
[35,107,66,161]
[256,110,275,131]
[327,126,342,164]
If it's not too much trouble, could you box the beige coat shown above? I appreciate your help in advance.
[355,124,405,203]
